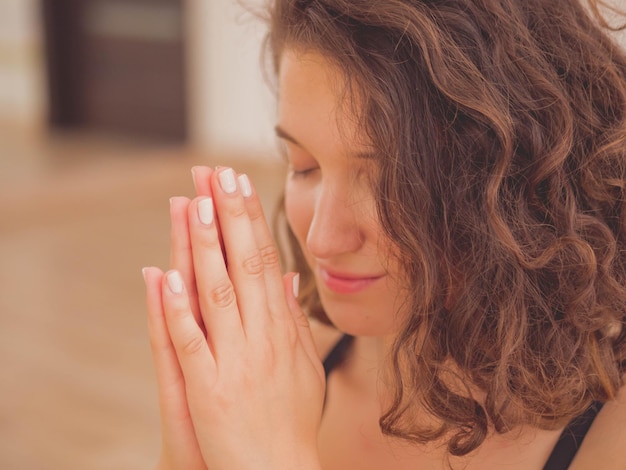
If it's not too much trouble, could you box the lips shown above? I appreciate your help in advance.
[318,267,385,294]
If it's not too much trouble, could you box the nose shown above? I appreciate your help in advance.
[305,183,365,259]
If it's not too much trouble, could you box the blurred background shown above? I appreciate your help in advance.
[0,0,285,468]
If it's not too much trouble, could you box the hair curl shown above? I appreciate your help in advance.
[265,0,626,456]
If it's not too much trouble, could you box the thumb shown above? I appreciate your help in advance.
[283,273,324,380]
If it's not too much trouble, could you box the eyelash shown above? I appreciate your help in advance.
[290,166,319,178]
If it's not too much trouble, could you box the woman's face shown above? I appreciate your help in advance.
[277,49,404,337]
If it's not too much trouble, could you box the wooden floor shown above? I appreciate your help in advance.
[0,127,286,469]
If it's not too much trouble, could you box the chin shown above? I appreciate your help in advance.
[319,294,399,337]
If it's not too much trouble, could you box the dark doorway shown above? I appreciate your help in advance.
[42,0,187,141]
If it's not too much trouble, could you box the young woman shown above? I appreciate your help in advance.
[143,0,626,468]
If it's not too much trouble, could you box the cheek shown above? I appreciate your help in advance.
[284,180,313,247]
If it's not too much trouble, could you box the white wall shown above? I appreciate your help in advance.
[186,0,277,158]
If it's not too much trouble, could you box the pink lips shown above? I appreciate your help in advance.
[319,268,384,294]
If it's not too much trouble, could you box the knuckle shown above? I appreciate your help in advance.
[169,301,189,320]
[242,251,264,276]
[181,334,205,356]
[225,201,247,219]
[259,245,281,269]
[194,230,220,250]
[246,200,265,221]
[209,281,237,309]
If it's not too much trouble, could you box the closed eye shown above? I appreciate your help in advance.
[290,166,319,178]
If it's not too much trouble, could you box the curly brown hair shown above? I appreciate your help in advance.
[265,0,626,456]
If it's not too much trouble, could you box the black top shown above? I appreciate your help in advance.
[543,400,603,470]
[322,334,354,380]
[322,334,603,470]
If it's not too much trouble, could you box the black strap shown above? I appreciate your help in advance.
[543,401,604,470]
[322,334,354,379]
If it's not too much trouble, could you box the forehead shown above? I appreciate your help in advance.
[278,49,344,128]
[277,48,373,156]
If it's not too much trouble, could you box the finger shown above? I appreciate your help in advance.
[143,266,190,417]
[283,273,325,381]
[187,197,245,355]
[169,196,203,329]
[208,168,271,334]
[161,269,216,391]
[191,166,213,196]
[145,266,209,470]
[239,173,290,322]
[191,166,226,262]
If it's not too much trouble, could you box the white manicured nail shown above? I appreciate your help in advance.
[198,198,214,225]
[218,168,237,194]
[292,273,300,298]
[238,174,252,198]
[167,271,184,294]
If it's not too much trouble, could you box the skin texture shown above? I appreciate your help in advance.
[279,50,405,338]
[144,166,324,470]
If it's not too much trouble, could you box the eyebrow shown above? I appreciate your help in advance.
[274,125,378,160]
[274,125,300,146]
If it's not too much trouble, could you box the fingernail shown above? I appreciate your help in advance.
[170,196,185,208]
[292,273,300,298]
[141,267,148,281]
[191,167,198,190]
[167,270,184,294]
[198,197,214,225]
[218,168,237,194]
[238,174,252,198]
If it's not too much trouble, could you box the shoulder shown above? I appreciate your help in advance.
[309,317,343,362]
[570,382,626,470]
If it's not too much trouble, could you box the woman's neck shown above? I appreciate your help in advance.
[340,334,566,468]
